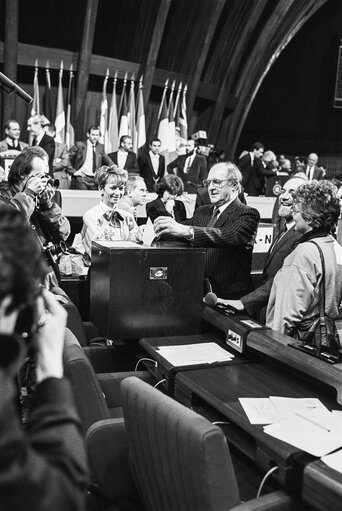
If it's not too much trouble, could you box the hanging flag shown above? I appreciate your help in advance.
[173,82,183,154]
[118,82,128,141]
[136,76,146,154]
[31,59,40,116]
[65,63,75,148]
[99,68,109,150]
[157,80,169,161]
[107,71,119,154]
[55,61,65,144]
[179,83,188,148]
[167,80,177,159]
[128,76,136,152]
[43,61,53,122]
[118,72,128,120]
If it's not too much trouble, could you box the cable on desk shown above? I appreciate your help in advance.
[212,421,230,426]
[256,465,279,498]
[154,379,166,389]
[135,358,157,372]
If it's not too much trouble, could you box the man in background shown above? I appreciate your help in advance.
[138,137,165,192]
[27,115,55,176]
[108,135,138,176]
[167,138,207,194]
[117,175,147,219]
[0,119,28,155]
[305,152,324,180]
[45,123,71,189]
[239,141,277,196]
[68,125,113,190]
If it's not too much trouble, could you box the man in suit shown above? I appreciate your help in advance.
[305,153,324,180]
[0,120,28,180]
[138,137,165,191]
[239,141,276,196]
[68,125,113,190]
[117,176,147,218]
[45,123,71,189]
[108,135,138,176]
[154,162,260,299]
[27,115,55,177]
[167,138,208,194]
[220,175,306,322]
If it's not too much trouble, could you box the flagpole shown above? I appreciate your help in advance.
[173,81,182,118]
[118,71,128,119]
[108,70,119,153]
[157,78,169,122]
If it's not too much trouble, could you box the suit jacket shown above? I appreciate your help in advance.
[37,133,55,177]
[242,226,302,320]
[167,154,208,193]
[239,154,275,196]
[146,197,187,223]
[0,139,28,152]
[138,152,165,191]
[305,165,324,180]
[108,150,138,174]
[68,141,113,174]
[187,198,260,298]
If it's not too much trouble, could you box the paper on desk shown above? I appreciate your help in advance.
[239,398,283,424]
[142,218,156,246]
[322,449,342,473]
[264,414,342,457]
[269,397,328,420]
[156,342,234,366]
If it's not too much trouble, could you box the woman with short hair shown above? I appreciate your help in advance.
[146,174,186,223]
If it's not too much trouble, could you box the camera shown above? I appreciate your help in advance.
[44,241,67,260]
[46,177,60,189]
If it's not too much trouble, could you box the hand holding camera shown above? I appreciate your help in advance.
[25,172,49,196]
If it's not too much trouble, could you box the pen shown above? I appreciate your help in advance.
[295,412,331,432]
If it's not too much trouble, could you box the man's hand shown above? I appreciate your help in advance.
[39,183,55,207]
[153,216,190,238]
[25,173,48,196]
[217,298,244,311]
[0,296,18,335]
[35,290,67,383]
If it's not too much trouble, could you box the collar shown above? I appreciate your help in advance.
[285,219,295,230]
[216,194,238,215]
[149,150,159,158]
[119,147,128,154]
[100,201,125,220]
[6,137,19,147]
[35,132,45,144]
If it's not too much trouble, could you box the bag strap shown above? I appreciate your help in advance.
[308,240,326,319]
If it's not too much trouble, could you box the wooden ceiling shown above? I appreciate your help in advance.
[0,0,328,157]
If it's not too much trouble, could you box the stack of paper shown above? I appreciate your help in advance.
[156,342,234,367]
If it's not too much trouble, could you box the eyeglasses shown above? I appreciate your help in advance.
[203,179,230,188]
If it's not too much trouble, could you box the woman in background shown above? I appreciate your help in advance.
[146,174,186,223]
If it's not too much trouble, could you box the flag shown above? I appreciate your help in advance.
[118,83,128,141]
[65,64,75,148]
[31,59,40,116]
[179,83,188,148]
[118,72,128,120]
[174,82,183,154]
[55,61,65,144]
[136,76,146,153]
[99,69,109,150]
[157,80,169,161]
[43,61,53,122]
[128,77,136,152]
[167,80,177,158]
[107,71,119,153]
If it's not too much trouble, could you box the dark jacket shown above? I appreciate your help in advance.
[108,150,138,174]
[167,154,208,194]
[239,153,275,196]
[138,152,165,192]
[68,141,113,174]
[146,197,187,223]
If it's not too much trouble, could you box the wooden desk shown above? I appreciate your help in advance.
[174,360,341,499]
[302,460,342,510]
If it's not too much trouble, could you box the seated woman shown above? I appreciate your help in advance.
[266,180,342,335]
[81,165,143,262]
[146,174,186,223]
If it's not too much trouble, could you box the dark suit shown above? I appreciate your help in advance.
[0,139,28,152]
[239,154,275,196]
[305,165,324,180]
[108,150,138,175]
[138,152,165,192]
[68,141,113,189]
[146,197,186,223]
[36,133,55,177]
[167,154,208,194]
[187,199,260,299]
[242,225,302,322]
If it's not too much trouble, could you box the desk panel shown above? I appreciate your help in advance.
[302,460,342,510]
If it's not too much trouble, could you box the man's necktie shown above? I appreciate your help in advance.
[184,157,192,174]
[207,207,219,227]
[32,137,38,146]
[92,145,97,173]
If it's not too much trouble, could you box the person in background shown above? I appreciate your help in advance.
[146,174,186,223]
[0,119,28,159]
[239,141,276,196]
[138,137,165,192]
[68,125,113,190]
[44,123,71,189]
[167,138,208,194]
[27,115,55,177]
[266,180,342,335]
[305,152,324,181]
[108,135,139,176]
[0,208,87,510]
[81,165,144,262]
[117,175,147,219]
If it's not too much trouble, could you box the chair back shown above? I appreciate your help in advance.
[121,376,241,511]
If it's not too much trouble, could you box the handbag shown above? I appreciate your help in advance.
[290,241,341,360]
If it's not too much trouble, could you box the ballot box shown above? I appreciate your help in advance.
[90,241,206,339]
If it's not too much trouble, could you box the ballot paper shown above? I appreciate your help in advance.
[322,449,342,473]
[263,410,342,457]
[142,218,156,246]
[156,343,234,366]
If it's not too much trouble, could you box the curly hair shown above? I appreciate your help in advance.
[293,180,341,231]
[0,208,46,312]
[94,165,128,189]
[155,174,184,197]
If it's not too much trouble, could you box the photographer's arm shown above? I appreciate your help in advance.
[37,187,71,243]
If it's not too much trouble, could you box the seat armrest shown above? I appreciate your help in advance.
[231,490,294,511]
[83,345,129,373]
[86,418,136,502]
[98,371,155,408]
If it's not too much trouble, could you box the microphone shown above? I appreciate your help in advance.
[0,72,33,104]
[204,292,218,306]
